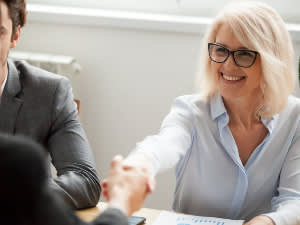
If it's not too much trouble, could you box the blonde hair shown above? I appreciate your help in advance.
[197,1,296,118]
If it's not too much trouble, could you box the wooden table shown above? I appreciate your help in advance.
[77,202,161,224]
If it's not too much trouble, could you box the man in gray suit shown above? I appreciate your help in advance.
[0,0,100,209]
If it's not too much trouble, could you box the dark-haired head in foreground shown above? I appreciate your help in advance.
[0,134,76,225]
[0,134,149,225]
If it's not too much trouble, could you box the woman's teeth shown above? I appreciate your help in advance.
[222,74,245,81]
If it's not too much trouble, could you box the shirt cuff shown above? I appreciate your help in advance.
[261,213,279,225]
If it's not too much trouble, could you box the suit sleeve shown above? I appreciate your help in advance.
[90,208,128,225]
[47,77,101,209]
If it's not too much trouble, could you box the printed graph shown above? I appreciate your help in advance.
[152,211,244,225]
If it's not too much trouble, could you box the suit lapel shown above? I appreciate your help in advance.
[0,59,23,134]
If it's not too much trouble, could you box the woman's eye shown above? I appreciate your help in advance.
[216,47,226,53]
[215,47,228,56]
[237,51,253,57]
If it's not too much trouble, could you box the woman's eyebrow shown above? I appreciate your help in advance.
[215,42,251,50]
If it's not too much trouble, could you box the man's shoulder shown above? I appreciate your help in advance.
[11,59,68,87]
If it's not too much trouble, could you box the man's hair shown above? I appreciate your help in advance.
[196,1,296,118]
[2,0,27,38]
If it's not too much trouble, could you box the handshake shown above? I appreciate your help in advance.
[101,153,156,216]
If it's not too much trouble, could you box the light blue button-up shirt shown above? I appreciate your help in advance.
[134,94,300,225]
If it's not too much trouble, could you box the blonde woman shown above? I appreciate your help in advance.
[103,2,300,225]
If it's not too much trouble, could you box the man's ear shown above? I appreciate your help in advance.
[10,25,21,49]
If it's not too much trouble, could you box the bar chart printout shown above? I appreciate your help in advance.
[152,211,244,225]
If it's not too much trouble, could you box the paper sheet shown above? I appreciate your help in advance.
[152,211,244,225]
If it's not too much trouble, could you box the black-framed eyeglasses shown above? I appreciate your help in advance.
[208,43,259,68]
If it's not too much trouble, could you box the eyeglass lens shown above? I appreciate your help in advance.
[208,43,257,68]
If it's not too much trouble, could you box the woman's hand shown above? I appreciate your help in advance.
[244,216,275,225]
[101,154,155,216]
[122,152,156,193]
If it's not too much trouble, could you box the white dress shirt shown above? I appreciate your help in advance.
[0,71,7,98]
[133,94,300,225]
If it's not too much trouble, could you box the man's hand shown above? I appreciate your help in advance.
[101,155,155,216]
[244,216,275,225]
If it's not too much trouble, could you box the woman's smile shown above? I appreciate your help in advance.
[219,72,247,87]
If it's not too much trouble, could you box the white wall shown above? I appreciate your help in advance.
[15,20,300,210]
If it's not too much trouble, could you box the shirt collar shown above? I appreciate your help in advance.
[261,115,276,134]
[210,93,276,133]
[1,70,8,95]
[210,93,227,121]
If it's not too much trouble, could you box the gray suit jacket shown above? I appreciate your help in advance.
[0,59,101,209]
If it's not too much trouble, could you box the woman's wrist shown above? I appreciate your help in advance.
[258,216,275,225]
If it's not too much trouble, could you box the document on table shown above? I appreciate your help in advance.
[152,211,244,225]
